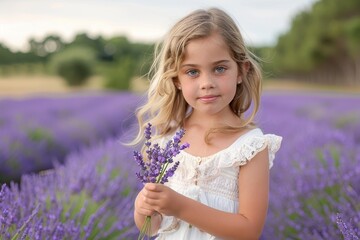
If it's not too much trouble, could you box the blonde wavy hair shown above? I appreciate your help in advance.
[130,7,262,146]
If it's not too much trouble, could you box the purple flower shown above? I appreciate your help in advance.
[336,213,360,240]
[160,161,180,184]
[134,123,189,184]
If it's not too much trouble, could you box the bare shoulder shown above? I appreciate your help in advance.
[240,145,269,173]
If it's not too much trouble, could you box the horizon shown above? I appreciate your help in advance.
[0,0,317,52]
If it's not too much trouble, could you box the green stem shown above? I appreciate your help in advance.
[156,162,169,183]
[11,205,39,240]
[138,215,152,240]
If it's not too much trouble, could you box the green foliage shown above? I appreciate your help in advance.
[333,112,360,128]
[27,127,53,142]
[101,58,136,90]
[0,63,47,76]
[42,190,125,239]
[0,32,153,90]
[0,44,16,64]
[271,0,360,84]
[250,46,278,78]
[71,33,105,55]
[344,17,360,55]
[29,35,64,57]
[0,43,43,66]
[95,36,153,90]
[49,47,95,86]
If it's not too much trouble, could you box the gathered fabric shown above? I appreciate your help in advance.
[155,128,282,240]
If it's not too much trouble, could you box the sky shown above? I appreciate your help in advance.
[0,0,317,52]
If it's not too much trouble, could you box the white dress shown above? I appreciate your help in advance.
[155,128,282,240]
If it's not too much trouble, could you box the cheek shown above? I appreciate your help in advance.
[224,82,238,100]
[181,87,192,100]
[179,85,195,103]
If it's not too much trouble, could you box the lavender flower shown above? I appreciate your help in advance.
[133,123,189,184]
[133,123,189,239]
[336,213,360,240]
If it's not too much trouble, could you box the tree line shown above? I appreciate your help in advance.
[0,0,359,87]
[264,0,360,85]
[0,33,154,89]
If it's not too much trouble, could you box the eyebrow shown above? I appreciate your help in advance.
[180,60,231,68]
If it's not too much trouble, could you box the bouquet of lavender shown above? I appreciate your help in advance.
[133,123,189,239]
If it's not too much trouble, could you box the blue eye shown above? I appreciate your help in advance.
[186,69,199,77]
[215,66,226,74]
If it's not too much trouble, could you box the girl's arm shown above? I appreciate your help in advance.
[143,147,270,239]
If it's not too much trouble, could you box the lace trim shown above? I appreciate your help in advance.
[218,134,282,169]
[158,216,180,234]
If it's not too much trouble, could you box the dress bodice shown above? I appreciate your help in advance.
[155,128,282,240]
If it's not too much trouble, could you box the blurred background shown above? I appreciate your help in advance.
[1,0,358,96]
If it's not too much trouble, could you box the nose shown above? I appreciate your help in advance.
[200,73,215,89]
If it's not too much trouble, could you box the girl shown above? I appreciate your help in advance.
[132,7,282,240]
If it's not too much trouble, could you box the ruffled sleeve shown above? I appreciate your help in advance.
[218,129,282,169]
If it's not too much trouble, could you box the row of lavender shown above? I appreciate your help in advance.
[258,92,360,239]
[1,91,359,239]
[0,92,141,182]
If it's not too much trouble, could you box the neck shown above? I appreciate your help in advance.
[186,111,242,130]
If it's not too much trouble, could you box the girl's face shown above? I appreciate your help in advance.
[177,32,241,117]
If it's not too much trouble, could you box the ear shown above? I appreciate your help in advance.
[237,61,250,84]
[237,76,242,85]
[173,78,182,90]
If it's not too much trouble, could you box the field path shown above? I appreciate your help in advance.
[0,75,104,98]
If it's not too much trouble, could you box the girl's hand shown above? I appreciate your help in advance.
[134,185,164,235]
[142,183,184,217]
[134,186,158,217]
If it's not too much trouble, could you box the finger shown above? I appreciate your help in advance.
[145,183,164,192]
[143,194,162,207]
[142,194,164,210]
[142,188,159,200]
[144,183,159,191]
[136,198,157,214]
[141,205,156,216]
[137,207,155,217]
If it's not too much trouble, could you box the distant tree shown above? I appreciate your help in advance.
[70,33,105,55]
[0,43,43,66]
[100,36,153,90]
[49,47,95,86]
[103,57,136,90]
[29,35,64,57]
[345,17,360,55]
[0,43,15,64]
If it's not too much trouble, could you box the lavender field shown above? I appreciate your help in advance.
[0,92,140,182]
[0,91,359,239]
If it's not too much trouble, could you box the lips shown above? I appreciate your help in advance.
[198,95,219,103]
